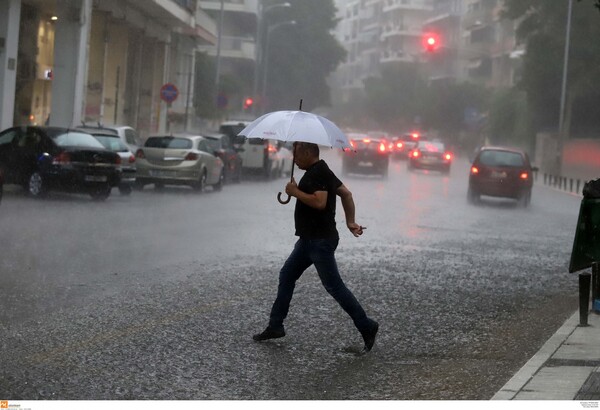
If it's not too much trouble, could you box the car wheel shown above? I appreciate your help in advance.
[213,170,224,192]
[192,170,207,192]
[467,186,479,204]
[27,171,47,198]
[90,184,111,201]
[119,185,133,196]
[519,189,532,208]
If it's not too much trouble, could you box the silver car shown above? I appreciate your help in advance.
[134,134,224,192]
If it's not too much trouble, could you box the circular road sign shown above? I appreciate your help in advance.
[160,83,179,104]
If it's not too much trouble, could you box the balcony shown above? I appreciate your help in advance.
[199,0,257,15]
[197,36,255,60]
[380,49,416,63]
[382,0,432,13]
[380,24,421,40]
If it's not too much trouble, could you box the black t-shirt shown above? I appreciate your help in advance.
[294,159,343,239]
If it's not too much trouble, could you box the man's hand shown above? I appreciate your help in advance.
[347,222,366,237]
[285,177,299,197]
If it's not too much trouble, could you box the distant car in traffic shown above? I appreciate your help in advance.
[203,133,243,183]
[342,135,390,178]
[79,127,137,195]
[0,126,121,200]
[392,132,428,159]
[408,141,452,174]
[134,134,224,192]
[468,146,534,207]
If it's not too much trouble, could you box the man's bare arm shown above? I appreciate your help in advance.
[337,184,365,237]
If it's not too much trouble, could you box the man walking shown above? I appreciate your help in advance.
[253,142,379,352]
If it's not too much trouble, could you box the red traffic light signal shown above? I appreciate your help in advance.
[243,97,254,110]
[423,33,439,52]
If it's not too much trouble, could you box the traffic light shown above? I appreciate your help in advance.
[423,33,439,52]
[243,97,254,110]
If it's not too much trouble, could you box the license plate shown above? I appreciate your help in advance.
[491,171,507,178]
[149,170,176,177]
[85,175,107,182]
[358,161,373,167]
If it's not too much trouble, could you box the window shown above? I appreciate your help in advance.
[0,129,19,146]
[479,150,525,167]
[145,137,193,149]
[51,132,105,149]
[124,129,138,145]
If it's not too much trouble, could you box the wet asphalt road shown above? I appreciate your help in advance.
[0,151,581,399]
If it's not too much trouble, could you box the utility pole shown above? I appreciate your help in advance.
[557,0,573,176]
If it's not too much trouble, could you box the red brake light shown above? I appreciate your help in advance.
[396,142,403,149]
[52,152,71,165]
[363,138,371,143]
[135,149,145,159]
[128,154,136,164]
[185,152,199,161]
[445,153,452,161]
[411,133,419,139]
[520,172,529,180]
[471,166,479,174]
[379,142,386,153]
[412,150,420,158]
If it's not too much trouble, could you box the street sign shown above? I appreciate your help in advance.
[160,83,179,104]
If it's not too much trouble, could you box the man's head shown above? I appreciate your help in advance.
[293,142,320,170]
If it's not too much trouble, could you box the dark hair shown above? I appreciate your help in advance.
[296,142,319,157]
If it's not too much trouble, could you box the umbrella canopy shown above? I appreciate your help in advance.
[237,110,351,150]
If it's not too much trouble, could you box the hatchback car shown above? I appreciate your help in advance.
[134,134,224,192]
[0,126,121,200]
[203,133,243,183]
[392,132,428,159]
[468,146,534,207]
[342,135,390,177]
[408,141,452,174]
[79,123,141,153]
[79,128,137,195]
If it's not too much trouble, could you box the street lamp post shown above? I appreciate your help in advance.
[557,0,574,175]
[261,20,296,113]
[253,1,291,115]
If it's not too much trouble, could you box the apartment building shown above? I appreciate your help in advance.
[0,0,217,136]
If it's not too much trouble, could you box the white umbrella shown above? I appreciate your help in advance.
[237,108,351,204]
[238,110,351,150]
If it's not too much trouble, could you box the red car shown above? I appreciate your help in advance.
[407,141,452,174]
[468,146,534,207]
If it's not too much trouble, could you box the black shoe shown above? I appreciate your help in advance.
[361,321,379,352]
[253,326,285,341]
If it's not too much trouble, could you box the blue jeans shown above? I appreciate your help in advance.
[269,237,373,333]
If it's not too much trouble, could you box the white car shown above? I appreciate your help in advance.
[79,124,141,153]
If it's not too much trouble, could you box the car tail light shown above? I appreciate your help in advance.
[52,152,71,165]
[379,142,386,153]
[363,138,371,143]
[411,150,420,158]
[266,144,277,154]
[128,154,136,164]
[445,153,452,161]
[396,142,403,149]
[411,133,419,139]
[135,149,145,159]
[471,166,479,174]
[520,172,529,180]
[185,152,199,161]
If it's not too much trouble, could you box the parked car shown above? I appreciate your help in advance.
[79,123,141,153]
[468,146,535,207]
[134,134,224,192]
[203,133,243,183]
[392,132,428,159]
[342,135,390,177]
[0,126,121,200]
[219,120,251,144]
[79,127,137,195]
[237,137,286,179]
[407,141,452,174]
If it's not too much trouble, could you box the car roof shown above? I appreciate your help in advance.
[148,134,205,141]
[220,120,251,126]
[77,127,119,136]
[478,146,526,155]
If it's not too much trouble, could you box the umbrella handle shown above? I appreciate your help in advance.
[277,192,291,204]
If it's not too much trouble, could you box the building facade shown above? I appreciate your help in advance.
[0,0,217,137]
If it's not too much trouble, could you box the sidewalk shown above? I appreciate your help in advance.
[492,309,600,400]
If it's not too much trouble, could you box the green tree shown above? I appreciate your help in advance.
[503,0,600,137]
[262,0,346,112]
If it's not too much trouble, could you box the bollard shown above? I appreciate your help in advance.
[579,272,591,326]
[593,263,600,313]
[570,179,573,192]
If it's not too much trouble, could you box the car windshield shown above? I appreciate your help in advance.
[93,135,129,152]
[50,131,105,149]
[352,139,380,150]
[204,138,221,152]
[145,137,192,149]
[419,142,445,152]
[478,150,525,167]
